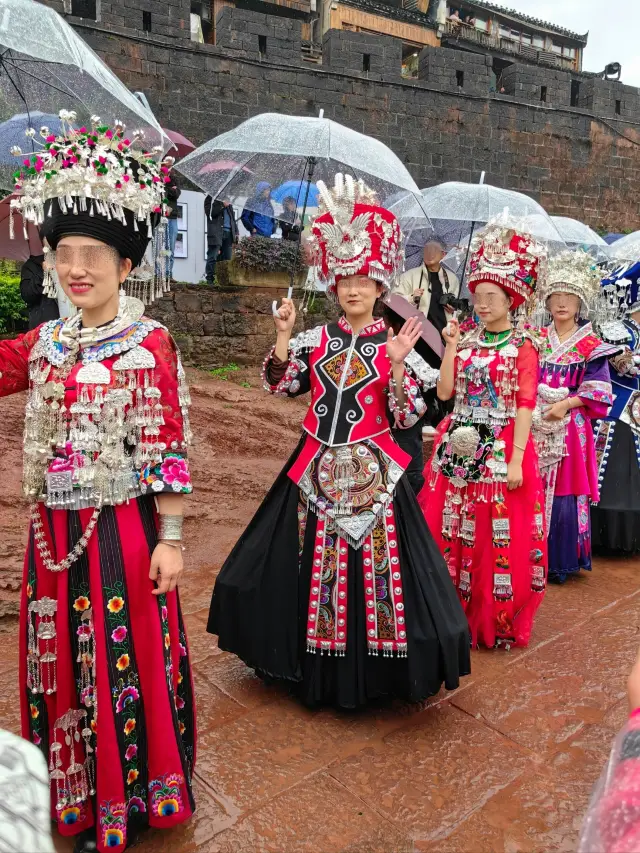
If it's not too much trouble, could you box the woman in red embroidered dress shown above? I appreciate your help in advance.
[419,222,548,649]
[208,175,471,708]
[0,116,195,853]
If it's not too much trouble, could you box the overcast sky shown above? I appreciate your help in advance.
[490,0,640,85]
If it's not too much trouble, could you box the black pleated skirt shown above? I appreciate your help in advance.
[207,440,471,709]
[592,422,640,555]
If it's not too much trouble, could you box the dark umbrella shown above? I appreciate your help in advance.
[383,292,444,368]
[162,128,195,161]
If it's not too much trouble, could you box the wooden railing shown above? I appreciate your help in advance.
[443,20,577,70]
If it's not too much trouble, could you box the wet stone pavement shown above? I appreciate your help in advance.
[0,373,638,852]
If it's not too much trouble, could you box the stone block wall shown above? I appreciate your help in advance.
[322,29,402,79]
[147,284,337,367]
[501,64,571,107]
[37,0,640,232]
[216,7,302,62]
[418,46,491,96]
[576,78,640,120]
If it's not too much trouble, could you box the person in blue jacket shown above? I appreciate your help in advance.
[241,181,276,237]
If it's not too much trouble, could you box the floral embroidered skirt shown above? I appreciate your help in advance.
[207,438,470,710]
[420,418,547,649]
[19,497,196,852]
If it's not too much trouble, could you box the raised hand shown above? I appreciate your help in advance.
[386,317,423,365]
[274,297,296,333]
[442,316,460,348]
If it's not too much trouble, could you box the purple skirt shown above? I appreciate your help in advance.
[547,494,591,583]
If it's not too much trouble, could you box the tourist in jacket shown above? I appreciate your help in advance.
[240,181,276,238]
[204,195,238,283]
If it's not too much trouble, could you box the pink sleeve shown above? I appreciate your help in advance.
[576,356,613,419]
[515,339,538,410]
[579,711,640,853]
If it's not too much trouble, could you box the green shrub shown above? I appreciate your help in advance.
[0,260,27,334]
[234,236,307,273]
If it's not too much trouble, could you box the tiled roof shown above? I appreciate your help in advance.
[339,0,438,28]
[466,1,588,43]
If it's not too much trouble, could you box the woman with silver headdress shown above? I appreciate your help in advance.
[591,263,640,555]
[0,115,195,852]
[208,174,471,709]
[530,250,615,583]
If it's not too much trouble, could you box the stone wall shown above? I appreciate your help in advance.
[501,63,571,108]
[37,0,640,231]
[216,6,302,62]
[322,28,402,79]
[418,46,491,97]
[146,283,337,367]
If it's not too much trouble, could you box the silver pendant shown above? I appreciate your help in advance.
[76,362,111,385]
[113,345,156,371]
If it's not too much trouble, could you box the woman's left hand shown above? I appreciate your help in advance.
[149,543,184,595]
[506,460,523,491]
[543,400,570,421]
[387,317,423,365]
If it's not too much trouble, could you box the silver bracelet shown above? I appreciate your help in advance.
[159,514,183,541]
[158,540,185,552]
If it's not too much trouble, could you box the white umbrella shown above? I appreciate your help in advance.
[0,0,169,188]
[176,112,427,216]
[606,230,640,263]
[177,112,430,295]
[392,180,564,288]
[550,216,608,260]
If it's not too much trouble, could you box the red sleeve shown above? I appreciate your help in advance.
[516,339,539,410]
[0,328,39,398]
[137,328,193,495]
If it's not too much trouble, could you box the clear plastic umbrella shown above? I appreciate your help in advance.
[175,112,427,220]
[390,180,564,292]
[177,112,430,294]
[0,0,169,188]
[419,180,559,225]
[606,230,640,263]
[550,216,609,260]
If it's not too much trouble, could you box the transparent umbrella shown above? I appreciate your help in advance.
[391,180,565,293]
[550,216,609,260]
[0,0,169,188]
[606,230,640,263]
[176,112,427,223]
[177,112,430,292]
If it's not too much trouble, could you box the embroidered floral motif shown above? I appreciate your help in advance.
[139,453,193,494]
[176,627,191,747]
[127,796,146,816]
[60,804,86,825]
[149,773,185,818]
[158,594,173,689]
[99,800,127,849]
[111,626,128,643]
[105,581,141,806]
[115,685,140,714]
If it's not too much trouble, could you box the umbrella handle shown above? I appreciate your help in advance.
[272,286,294,318]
